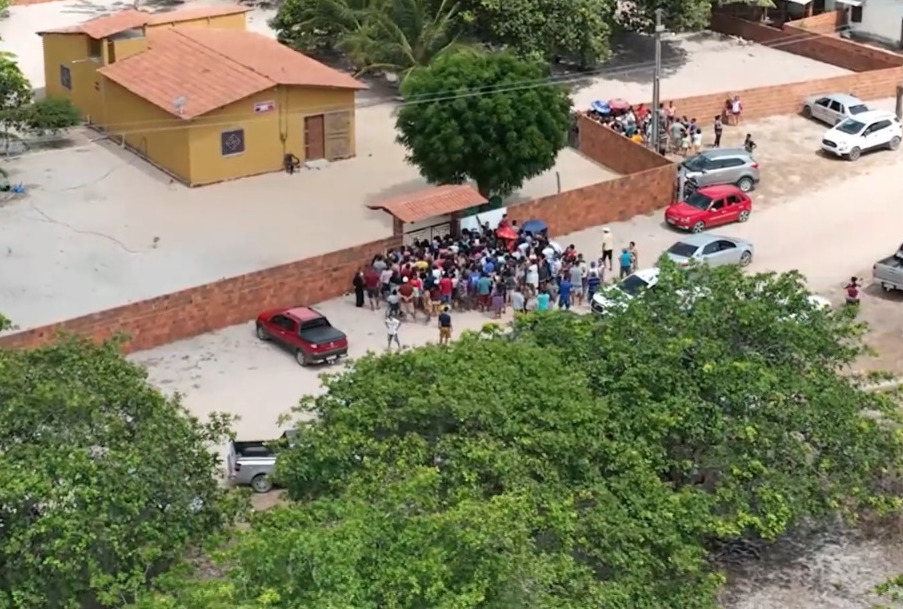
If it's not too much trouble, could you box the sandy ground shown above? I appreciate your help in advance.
[0,103,613,330]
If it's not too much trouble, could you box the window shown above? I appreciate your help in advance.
[702,242,720,255]
[871,119,892,133]
[220,128,245,156]
[270,315,296,332]
[89,38,102,58]
[726,195,743,205]
[829,100,843,113]
[716,240,737,251]
[851,5,863,22]
[60,65,72,90]
[710,199,725,211]
[721,157,746,168]
[816,98,830,107]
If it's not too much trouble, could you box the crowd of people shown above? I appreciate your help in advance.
[584,95,749,156]
[352,217,638,347]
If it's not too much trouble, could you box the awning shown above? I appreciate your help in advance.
[785,0,814,5]
[367,185,488,224]
[835,0,862,6]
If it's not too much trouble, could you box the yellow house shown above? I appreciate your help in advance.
[38,6,366,186]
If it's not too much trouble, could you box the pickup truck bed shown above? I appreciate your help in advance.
[873,251,903,292]
[300,326,346,346]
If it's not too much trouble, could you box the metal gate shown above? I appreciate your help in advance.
[404,221,451,246]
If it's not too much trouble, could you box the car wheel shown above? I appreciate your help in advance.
[848,147,861,161]
[295,349,309,366]
[739,251,753,267]
[802,105,812,118]
[889,136,901,151]
[738,210,751,222]
[736,177,754,192]
[255,323,268,341]
[691,221,706,233]
[250,474,273,494]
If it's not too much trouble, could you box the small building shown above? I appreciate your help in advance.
[38,7,366,185]
[368,185,488,244]
[825,0,902,48]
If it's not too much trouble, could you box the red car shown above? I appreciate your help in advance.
[255,306,348,366]
[664,185,752,233]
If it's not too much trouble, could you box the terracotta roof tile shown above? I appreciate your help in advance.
[176,28,367,90]
[99,29,272,119]
[368,185,488,223]
[37,5,250,39]
[98,28,366,119]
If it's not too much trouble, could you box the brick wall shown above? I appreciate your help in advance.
[790,10,843,34]
[577,114,671,174]
[710,13,903,71]
[507,164,676,236]
[0,236,401,353]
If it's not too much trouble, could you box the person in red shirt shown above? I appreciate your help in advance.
[409,274,424,313]
[399,277,415,320]
[363,267,380,310]
[439,274,454,308]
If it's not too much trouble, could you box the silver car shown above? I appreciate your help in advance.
[802,93,869,126]
[679,148,760,193]
[664,234,754,268]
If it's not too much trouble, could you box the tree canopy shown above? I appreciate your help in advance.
[395,51,572,197]
[126,261,903,609]
[0,337,237,609]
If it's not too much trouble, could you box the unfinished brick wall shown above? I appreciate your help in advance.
[790,10,844,34]
[0,236,401,353]
[506,164,676,236]
[577,114,671,174]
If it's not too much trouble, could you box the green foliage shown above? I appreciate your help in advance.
[0,312,10,330]
[0,336,239,609]
[9,96,81,135]
[396,51,572,197]
[272,0,469,77]
[459,0,613,66]
[0,55,32,114]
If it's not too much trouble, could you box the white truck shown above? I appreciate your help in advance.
[873,243,903,292]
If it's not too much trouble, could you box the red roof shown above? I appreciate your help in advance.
[368,185,487,223]
[37,6,250,39]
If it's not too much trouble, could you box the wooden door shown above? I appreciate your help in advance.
[304,115,326,160]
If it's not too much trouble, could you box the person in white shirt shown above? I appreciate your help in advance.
[601,227,615,271]
[385,314,401,352]
[692,129,703,155]
[526,259,540,289]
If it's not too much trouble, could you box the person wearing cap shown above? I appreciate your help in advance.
[601,227,614,272]
[399,275,415,320]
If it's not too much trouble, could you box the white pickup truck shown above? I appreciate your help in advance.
[226,429,295,493]
[873,244,903,293]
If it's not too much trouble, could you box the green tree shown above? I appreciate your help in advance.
[10,96,81,136]
[518,260,903,539]
[0,55,32,120]
[0,336,238,609]
[270,0,372,55]
[396,51,572,197]
[459,0,612,67]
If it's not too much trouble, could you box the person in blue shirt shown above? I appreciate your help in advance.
[619,248,633,279]
[537,290,551,311]
[558,278,572,310]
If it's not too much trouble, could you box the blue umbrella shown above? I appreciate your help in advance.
[522,219,548,234]
[591,100,611,114]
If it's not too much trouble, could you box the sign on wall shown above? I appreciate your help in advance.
[254,100,275,113]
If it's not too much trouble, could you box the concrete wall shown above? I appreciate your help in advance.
[0,236,400,353]
[826,0,903,47]
[186,86,356,185]
[577,114,671,174]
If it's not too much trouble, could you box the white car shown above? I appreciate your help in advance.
[591,268,659,314]
[803,93,869,126]
[821,110,902,161]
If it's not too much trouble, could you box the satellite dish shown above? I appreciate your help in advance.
[173,95,187,116]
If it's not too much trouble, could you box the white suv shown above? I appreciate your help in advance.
[821,110,902,161]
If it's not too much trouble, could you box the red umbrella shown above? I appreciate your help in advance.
[496,225,518,241]
[608,98,630,111]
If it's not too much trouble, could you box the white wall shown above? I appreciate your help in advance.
[827,0,903,47]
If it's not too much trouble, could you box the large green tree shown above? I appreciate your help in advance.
[396,51,572,197]
[0,337,237,609]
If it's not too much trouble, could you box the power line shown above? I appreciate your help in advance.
[3,20,883,143]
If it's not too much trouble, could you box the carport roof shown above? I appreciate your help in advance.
[368,185,488,223]
[98,28,366,119]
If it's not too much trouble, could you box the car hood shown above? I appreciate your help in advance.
[666,201,704,217]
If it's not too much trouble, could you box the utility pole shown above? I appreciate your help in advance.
[651,8,665,153]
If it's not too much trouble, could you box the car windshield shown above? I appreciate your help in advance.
[667,242,698,258]
[684,191,712,210]
[848,104,868,115]
[617,274,650,296]
[682,156,709,171]
[835,118,865,134]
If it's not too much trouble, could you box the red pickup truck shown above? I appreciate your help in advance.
[255,306,349,366]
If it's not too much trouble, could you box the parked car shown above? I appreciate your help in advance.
[256,306,348,366]
[226,430,296,493]
[664,185,753,233]
[678,148,760,192]
[821,110,902,161]
[873,243,903,292]
[802,93,869,126]
[664,234,754,268]
[590,267,659,314]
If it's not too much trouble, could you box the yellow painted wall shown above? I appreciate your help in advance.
[101,79,192,182]
[40,34,107,122]
[147,13,247,31]
[185,86,356,186]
